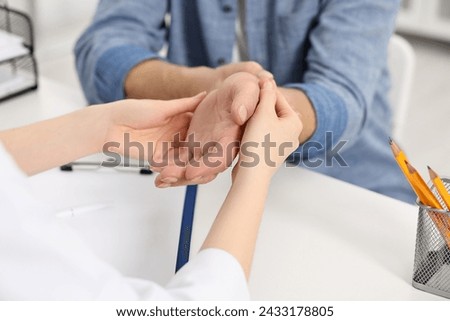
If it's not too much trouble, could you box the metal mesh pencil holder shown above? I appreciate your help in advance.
[412,178,450,299]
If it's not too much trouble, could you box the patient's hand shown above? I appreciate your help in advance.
[154,72,261,187]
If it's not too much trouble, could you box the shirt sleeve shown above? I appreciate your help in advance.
[74,0,169,104]
[285,0,400,157]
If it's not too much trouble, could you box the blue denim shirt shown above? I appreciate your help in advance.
[75,0,414,203]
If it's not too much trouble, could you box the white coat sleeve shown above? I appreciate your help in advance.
[0,144,249,300]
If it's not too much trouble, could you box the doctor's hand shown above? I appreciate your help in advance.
[232,79,303,182]
[153,72,262,187]
[0,93,206,176]
[101,92,206,163]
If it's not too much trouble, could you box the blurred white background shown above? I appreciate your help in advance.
[4,0,450,176]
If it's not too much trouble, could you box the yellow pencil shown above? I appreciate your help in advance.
[405,161,442,209]
[389,139,450,246]
[428,166,450,211]
[389,139,426,201]
[390,139,441,207]
[389,138,410,178]
[390,139,437,206]
[405,162,450,246]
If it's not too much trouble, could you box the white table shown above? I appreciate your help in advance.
[192,167,444,300]
[0,78,444,300]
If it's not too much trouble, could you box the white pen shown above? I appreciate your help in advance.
[55,202,112,218]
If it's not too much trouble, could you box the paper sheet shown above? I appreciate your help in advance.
[0,29,29,62]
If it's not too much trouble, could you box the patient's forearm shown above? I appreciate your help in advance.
[278,87,316,144]
[0,106,107,175]
[124,59,218,100]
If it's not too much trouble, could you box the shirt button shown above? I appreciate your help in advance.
[222,4,232,13]
[217,58,226,65]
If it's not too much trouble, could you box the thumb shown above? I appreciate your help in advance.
[230,81,260,126]
[275,89,297,119]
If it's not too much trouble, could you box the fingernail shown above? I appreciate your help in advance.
[238,105,247,123]
[161,177,178,184]
[157,183,171,188]
[192,176,203,182]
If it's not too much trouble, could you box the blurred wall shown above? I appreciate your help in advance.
[7,0,98,57]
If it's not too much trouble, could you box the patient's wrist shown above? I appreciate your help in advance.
[181,66,221,95]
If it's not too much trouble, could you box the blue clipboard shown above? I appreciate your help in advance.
[175,184,198,272]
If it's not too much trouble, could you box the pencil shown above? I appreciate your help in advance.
[428,166,450,211]
[390,139,435,206]
[389,139,423,199]
[389,138,409,177]
[405,162,450,246]
[405,161,442,209]
[390,139,441,207]
[389,139,450,246]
